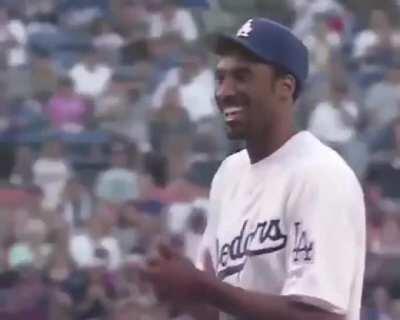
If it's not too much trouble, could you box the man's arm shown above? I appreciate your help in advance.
[171,301,219,320]
[145,245,344,320]
[199,271,344,320]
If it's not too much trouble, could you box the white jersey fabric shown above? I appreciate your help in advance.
[197,131,365,320]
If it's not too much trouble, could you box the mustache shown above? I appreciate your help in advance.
[215,94,250,107]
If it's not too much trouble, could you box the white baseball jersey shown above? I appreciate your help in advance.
[197,131,365,320]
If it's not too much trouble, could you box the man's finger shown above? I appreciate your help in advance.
[147,256,162,267]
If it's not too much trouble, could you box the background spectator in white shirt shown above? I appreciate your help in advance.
[91,19,125,66]
[152,45,215,123]
[69,46,112,99]
[0,6,27,68]
[33,136,71,211]
[69,212,122,271]
[149,0,198,42]
[364,62,400,139]
[303,14,342,76]
[95,141,140,206]
[353,9,400,61]
[309,80,360,148]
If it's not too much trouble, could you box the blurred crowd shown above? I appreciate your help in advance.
[0,0,399,319]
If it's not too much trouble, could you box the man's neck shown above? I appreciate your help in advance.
[246,118,296,164]
[85,63,97,72]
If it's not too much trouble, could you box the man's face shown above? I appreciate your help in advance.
[84,52,98,69]
[162,4,177,21]
[121,3,146,26]
[215,54,278,140]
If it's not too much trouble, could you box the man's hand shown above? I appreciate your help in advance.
[143,244,344,320]
[144,243,205,304]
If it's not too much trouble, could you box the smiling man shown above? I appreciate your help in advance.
[145,18,366,320]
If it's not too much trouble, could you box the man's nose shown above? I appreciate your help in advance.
[216,77,236,100]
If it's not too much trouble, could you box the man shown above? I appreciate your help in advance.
[69,46,112,99]
[308,81,360,149]
[145,18,365,320]
[149,0,199,42]
[95,142,140,205]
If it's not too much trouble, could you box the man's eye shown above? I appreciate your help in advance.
[234,71,249,82]
[215,74,224,84]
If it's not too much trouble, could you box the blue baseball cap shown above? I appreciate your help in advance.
[211,18,309,93]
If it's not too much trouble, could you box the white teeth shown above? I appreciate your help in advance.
[225,114,237,122]
[223,106,243,117]
[223,106,243,122]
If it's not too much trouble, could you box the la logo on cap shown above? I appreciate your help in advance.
[237,19,253,38]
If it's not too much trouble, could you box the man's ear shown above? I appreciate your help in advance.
[276,74,296,101]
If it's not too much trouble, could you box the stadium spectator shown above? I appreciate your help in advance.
[69,46,112,99]
[138,151,170,205]
[353,10,400,62]
[290,0,344,39]
[365,117,400,200]
[364,62,400,136]
[117,0,149,40]
[0,6,27,68]
[146,33,183,91]
[95,142,140,205]
[46,77,90,132]
[23,0,55,19]
[149,0,199,42]
[57,0,110,29]
[162,132,221,203]
[6,97,47,135]
[95,73,132,134]
[149,87,192,172]
[92,19,124,66]
[69,213,122,271]
[152,44,215,123]
[308,80,360,149]
[92,19,124,52]
[9,145,35,186]
[8,218,50,269]
[117,200,162,256]
[33,136,71,211]
[29,48,59,99]
[303,14,342,76]
[96,70,151,150]
[59,176,94,231]
[183,199,208,262]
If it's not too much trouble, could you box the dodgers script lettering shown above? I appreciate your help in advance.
[216,219,287,279]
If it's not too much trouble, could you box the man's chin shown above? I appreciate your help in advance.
[226,129,245,140]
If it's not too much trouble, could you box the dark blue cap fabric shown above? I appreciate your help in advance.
[212,18,309,91]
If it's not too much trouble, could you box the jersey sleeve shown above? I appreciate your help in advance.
[281,162,365,314]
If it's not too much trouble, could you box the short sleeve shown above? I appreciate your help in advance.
[149,14,163,39]
[179,10,198,42]
[281,163,365,314]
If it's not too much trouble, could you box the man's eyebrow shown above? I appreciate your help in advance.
[232,66,252,74]
[215,65,252,75]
